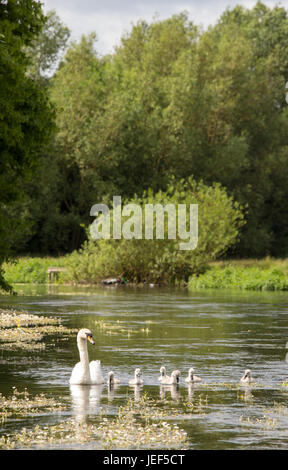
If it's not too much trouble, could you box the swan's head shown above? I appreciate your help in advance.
[77,328,95,345]
[171,370,181,382]
[160,366,166,376]
[135,368,142,377]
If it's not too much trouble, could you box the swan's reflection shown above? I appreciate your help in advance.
[107,383,121,402]
[70,384,104,423]
[160,384,180,401]
[128,384,143,401]
[239,384,254,402]
[187,383,195,400]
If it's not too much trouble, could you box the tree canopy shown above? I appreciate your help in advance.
[0,0,55,290]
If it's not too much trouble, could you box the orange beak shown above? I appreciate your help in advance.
[87,335,95,345]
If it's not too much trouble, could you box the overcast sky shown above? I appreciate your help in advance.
[41,0,286,56]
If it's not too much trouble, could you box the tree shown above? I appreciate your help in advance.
[25,9,70,81]
[0,0,55,290]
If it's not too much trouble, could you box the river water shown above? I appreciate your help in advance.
[0,285,288,449]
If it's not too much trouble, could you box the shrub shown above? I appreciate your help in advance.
[68,177,244,284]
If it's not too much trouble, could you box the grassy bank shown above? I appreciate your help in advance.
[2,256,71,285]
[188,258,288,291]
[2,256,288,292]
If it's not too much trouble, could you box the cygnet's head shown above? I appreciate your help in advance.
[160,366,166,375]
[171,370,181,382]
[107,371,114,383]
[243,369,251,378]
[135,368,142,377]
[77,328,95,344]
[188,367,195,376]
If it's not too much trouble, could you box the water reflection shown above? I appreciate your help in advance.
[238,383,254,402]
[129,384,143,401]
[107,383,121,402]
[70,384,104,423]
[160,384,180,401]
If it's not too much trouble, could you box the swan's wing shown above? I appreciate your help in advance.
[89,360,104,384]
[69,361,91,385]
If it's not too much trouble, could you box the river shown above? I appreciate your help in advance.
[0,285,288,449]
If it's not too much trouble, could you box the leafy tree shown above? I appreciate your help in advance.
[0,0,55,290]
[25,9,70,81]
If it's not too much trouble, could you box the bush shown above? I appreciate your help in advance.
[68,177,244,284]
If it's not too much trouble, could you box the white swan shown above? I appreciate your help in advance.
[185,367,202,383]
[107,371,120,385]
[129,368,144,386]
[158,366,167,382]
[240,369,253,384]
[69,328,104,385]
[160,370,181,385]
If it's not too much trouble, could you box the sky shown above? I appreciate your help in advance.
[41,0,287,56]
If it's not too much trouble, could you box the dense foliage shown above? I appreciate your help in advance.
[22,2,288,260]
[2,2,288,288]
[0,0,55,290]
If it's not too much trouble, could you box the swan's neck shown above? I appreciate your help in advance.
[78,337,89,368]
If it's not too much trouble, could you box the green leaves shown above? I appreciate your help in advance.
[69,176,244,284]
[0,1,55,290]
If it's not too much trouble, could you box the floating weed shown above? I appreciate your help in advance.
[94,319,152,337]
[239,415,277,430]
[238,402,288,431]
[0,388,66,423]
[183,394,209,415]
[0,309,60,328]
[265,402,288,418]
[0,309,77,351]
[280,380,288,388]
[0,393,188,450]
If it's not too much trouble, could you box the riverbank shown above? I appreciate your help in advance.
[2,256,288,292]
[188,258,288,291]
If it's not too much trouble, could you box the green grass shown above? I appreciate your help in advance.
[188,258,288,291]
[2,256,71,285]
[4,255,288,292]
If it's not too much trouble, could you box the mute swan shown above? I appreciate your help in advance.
[240,369,253,384]
[107,371,120,385]
[185,367,202,383]
[160,370,181,385]
[129,368,144,386]
[69,328,104,385]
[158,366,167,382]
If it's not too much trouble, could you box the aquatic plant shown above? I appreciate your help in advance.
[0,393,188,450]
[0,309,77,351]
[0,387,66,423]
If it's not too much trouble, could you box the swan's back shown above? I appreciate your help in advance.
[90,360,104,384]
